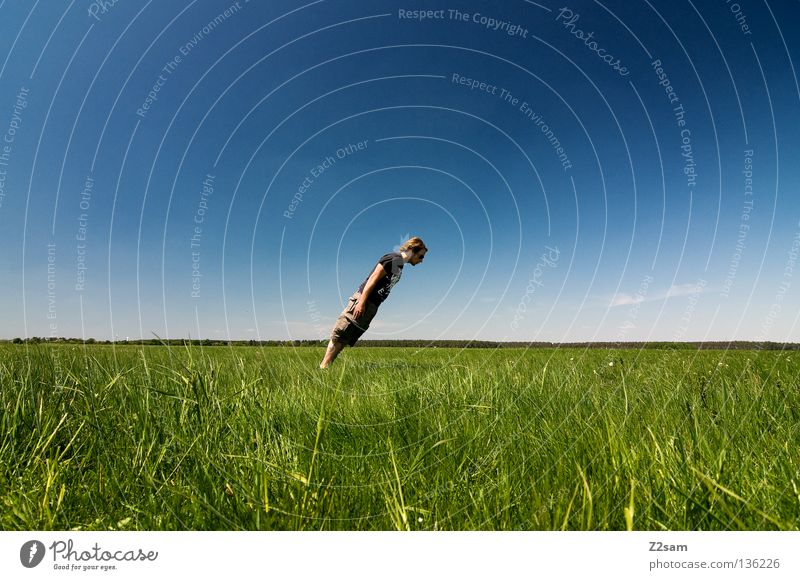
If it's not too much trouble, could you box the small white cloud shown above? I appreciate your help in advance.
[610,293,640,307]
[665,283,705,298]
[609,282,706,308]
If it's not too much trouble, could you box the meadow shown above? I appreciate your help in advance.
[1,343,797,531]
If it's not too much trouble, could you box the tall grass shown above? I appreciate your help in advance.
[0,344,797,530]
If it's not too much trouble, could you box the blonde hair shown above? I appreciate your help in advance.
[399,236,427,254]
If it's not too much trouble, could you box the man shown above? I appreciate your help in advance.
[320,237,427,368]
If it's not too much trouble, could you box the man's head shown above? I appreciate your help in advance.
[400,236,427,266]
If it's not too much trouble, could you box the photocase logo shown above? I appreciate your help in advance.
[393,232,412,252]
[20,540,46,568]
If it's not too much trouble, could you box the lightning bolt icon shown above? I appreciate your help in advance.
[29,543,38,564]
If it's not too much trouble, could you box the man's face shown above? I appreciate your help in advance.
[410,248,427,266]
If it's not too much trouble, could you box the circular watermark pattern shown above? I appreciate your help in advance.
[0,0,798,537]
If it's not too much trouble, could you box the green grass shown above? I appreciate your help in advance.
[1,344,798,530]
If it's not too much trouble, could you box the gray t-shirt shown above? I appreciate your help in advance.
[357,252,404,305]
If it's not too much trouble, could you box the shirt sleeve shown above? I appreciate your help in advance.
[378,254,395,277]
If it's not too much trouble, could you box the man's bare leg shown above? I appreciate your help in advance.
[320,339,345,369]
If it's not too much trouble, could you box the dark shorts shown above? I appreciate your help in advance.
[331,292,379,346]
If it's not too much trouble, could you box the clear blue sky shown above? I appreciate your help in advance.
[1,0,798,342]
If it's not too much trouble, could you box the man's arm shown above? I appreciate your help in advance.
[354,263,386,318]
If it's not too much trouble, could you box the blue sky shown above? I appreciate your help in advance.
[1,0,798,342]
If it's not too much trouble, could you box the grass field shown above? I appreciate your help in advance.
[1,344,798,531]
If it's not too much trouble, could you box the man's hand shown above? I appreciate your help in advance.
[352,300,365,320]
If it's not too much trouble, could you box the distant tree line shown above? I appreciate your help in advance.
[3,337,799,350]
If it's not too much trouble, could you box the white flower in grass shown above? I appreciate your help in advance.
[608,361,614,367]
